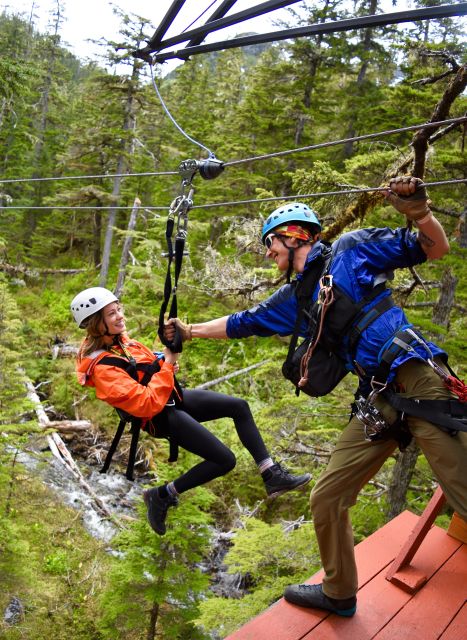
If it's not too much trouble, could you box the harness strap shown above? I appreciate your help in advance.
[97,354,180,480]
[100,417,127,475]
[126,420,141,481]
[371,328,422,385]
[348,293,395,351]
[383,390,467,435]
[157,217,186,352]
[285,247,332,370]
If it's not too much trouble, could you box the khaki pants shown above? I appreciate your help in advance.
[310,358,467,600]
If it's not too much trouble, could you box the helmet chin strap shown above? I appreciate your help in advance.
[276,236,310,283]
[101,320,122,339]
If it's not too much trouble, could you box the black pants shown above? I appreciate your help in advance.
[152,389,269,494]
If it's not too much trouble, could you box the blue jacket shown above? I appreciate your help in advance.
[227,227,445,384]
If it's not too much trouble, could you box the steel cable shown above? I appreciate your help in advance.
[2,178,465,211]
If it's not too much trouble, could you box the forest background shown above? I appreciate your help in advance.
[0,1,466,639]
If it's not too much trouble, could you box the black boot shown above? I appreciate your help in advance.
[284,583,357,617]
[262,463,311,499]
[143,487,178,535]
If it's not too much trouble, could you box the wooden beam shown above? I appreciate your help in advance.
[447,512,467,544]
[385,485,446,592]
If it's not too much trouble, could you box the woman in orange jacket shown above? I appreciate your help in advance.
[71,287,311,535]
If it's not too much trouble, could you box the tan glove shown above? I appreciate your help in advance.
[164,317,192,342]
[385,176,432,221]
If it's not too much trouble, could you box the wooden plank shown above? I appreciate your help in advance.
[386,485,446,586]
[225,511,419,640]
[300,525,461,640]
[447,512,467,544]
[438,602,467,640]
[375,544,467,640]
[387,564,427,594]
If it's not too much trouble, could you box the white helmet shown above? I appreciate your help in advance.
[70,287,118,328]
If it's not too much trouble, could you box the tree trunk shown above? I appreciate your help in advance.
[99,56,139,287]
[387,439,420,520]
[293,0,329,148]
[93,210,102,267]
[432,267,457,328]
[26,14,61,248]
[99,172,124,287]
[147,601,159,640]
[115,197,141,298]
[344,0,377,157]
[412,65,467,177]
[459,207,467,249]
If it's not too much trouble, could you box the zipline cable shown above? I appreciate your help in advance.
[190,178,467,208]
[150,65,216,158]
[2,116,465,186]
[224,116,467,167]
[181,0,219,33]
[0,170,177,185]
[3,178,465,211]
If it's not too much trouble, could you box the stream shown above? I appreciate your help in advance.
[14,432,248,596]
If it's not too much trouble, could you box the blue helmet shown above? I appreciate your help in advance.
[261,202,321,244]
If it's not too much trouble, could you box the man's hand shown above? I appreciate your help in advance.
[164,317,192,342]
[385,176,432,221]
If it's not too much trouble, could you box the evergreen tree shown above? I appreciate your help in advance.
[99,482,213,640]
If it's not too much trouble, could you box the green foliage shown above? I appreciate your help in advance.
[0,5,466,638]
[99,488,213,640]
[0,437,109,639]
[197,517,320,637]
[0,278,31,422]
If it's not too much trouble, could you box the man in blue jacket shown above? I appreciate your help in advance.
[165,176,467,617]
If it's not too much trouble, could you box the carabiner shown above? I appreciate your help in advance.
[178,159,199,187]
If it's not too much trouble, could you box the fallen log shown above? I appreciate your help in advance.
[45,420,92,432]
[1,262,85,279]
[195,359,270,390]
[51,343,79,359]
[24,375,91,431]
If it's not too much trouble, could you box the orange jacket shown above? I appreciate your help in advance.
[76,334,176,419]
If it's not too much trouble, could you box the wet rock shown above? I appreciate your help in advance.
[4,596,24,626]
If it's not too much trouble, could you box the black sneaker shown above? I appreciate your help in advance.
[262,463,311,499]
[284,583,357,617]
[143,487,178,535]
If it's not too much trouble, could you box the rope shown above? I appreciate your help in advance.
[224,116,467,167]
[150,65,216,158]
[2,178,465,211]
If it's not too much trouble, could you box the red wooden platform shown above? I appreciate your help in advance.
[225,509,467,640]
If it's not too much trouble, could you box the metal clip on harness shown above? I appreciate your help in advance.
[355,378,392,441]
[158,157,224,352]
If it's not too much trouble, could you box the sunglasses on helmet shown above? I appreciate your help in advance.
[264,233,279,249]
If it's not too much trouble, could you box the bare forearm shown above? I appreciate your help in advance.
[191,316,229,339]
[415,213,449,260]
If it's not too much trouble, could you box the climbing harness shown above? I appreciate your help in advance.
[353,327,467,448]
[282,248,395,398]
[158,157,223,352]
[298,273,335,387]
[97,352,183,480]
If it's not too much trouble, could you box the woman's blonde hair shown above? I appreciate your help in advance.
[77,309,108,361]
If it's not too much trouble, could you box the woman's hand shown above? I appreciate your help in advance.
[163,347,180,366]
